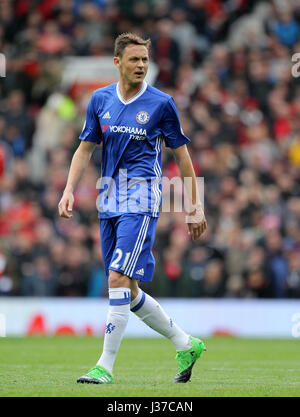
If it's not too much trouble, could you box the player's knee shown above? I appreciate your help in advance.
[108,270,130,288]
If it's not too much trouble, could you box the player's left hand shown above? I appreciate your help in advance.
[186,207,207,241]
[187,218,207,241]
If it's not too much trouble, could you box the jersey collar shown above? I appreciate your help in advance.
[116,80,148,105]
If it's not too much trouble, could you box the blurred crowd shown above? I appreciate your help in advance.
[0,0,300,299]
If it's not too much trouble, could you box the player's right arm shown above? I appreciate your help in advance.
[58,141,96,219]
[59,91,102,219]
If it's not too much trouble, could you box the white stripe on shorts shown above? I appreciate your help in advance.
[123,216,147,276]
[127,216,150,277]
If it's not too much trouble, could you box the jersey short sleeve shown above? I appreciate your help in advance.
[160,97,190,149]
[79,92,102,144]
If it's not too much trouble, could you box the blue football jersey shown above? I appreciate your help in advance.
[79,81,190,218]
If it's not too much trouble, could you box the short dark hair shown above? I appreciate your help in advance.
[114,33,151,57]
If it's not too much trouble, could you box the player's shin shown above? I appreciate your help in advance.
[130,289,192,350]
[97,287,131,375]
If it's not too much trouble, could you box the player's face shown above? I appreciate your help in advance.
[115,44,149,86]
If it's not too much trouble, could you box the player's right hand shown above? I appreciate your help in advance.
[58,191,74,219]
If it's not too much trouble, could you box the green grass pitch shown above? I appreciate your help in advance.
[0,336,299,397]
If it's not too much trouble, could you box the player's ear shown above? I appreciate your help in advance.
[113,56,120,68]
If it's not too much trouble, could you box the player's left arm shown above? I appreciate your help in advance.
[172,144,207,241]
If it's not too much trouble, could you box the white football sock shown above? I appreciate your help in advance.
[130,289,192,351]
[97,287,131,375]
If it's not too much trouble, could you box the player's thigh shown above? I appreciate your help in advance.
[109,214,158,283]
[99,218,117,278]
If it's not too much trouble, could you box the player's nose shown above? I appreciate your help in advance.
[137,59,144,68]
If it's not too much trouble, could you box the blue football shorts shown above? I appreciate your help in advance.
[100,213,158,282]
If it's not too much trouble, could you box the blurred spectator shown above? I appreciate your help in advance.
[152,19,180,87]
[57,244,90,296]
[87,243,107,297]
[20,255,57,296]
[243,246,273,298]
[197,259,226,297]
[171,8,208,63]
[37,21,70,55]
[1,90,34,150]
[0,0,300,299]
[270,9,300,47]
[0,248,15,295]
[163,246,183,297]
[286,251,300,298]
[264,229,288,298]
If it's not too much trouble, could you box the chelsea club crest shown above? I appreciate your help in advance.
[136,111,150,124]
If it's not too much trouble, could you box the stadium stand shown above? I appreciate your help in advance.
[0,0,300,298]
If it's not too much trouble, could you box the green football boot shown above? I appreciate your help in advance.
[77,365,114,384]
[173,336,206,383]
